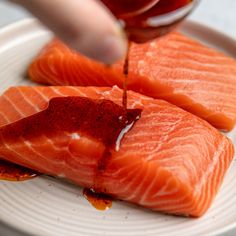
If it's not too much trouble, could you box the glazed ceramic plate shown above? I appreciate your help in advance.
[0,19,235,236]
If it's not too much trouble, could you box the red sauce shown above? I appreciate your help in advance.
[83,188,112,210]
[102,0,196,43]
[0,97,142,209]
[0,159,38,181]
[0,97,141,147]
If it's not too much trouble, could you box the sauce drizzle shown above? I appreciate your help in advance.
[122,41,131,109]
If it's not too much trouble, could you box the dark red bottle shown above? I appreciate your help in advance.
[101,0,159,17]
[101,0,199,43]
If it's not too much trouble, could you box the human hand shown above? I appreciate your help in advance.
[10,0,127,64]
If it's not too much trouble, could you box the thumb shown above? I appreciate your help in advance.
[10,0,127,64]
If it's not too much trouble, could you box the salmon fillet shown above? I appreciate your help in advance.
[0,86,234,217]
[28,32,236,131]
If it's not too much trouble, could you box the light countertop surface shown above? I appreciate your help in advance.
[0,0,235,235]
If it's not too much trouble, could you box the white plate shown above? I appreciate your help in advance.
[0,19,235,236]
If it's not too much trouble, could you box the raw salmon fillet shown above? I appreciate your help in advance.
[29,32,236,131]
[0,86,234,217]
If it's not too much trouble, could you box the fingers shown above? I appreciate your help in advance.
[10,0,127,64]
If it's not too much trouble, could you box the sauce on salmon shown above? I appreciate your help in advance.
[0,160,38,181]
[0,96,141,209]
[0,97,141,155]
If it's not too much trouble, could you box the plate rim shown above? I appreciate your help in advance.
[0,18,235,236]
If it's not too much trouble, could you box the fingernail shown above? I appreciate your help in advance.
[95,31,127,64]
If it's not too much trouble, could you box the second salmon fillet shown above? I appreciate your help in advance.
[29,32,236,131]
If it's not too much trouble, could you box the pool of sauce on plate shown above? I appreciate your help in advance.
[0,159,38,181]
[83,188,113,210]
